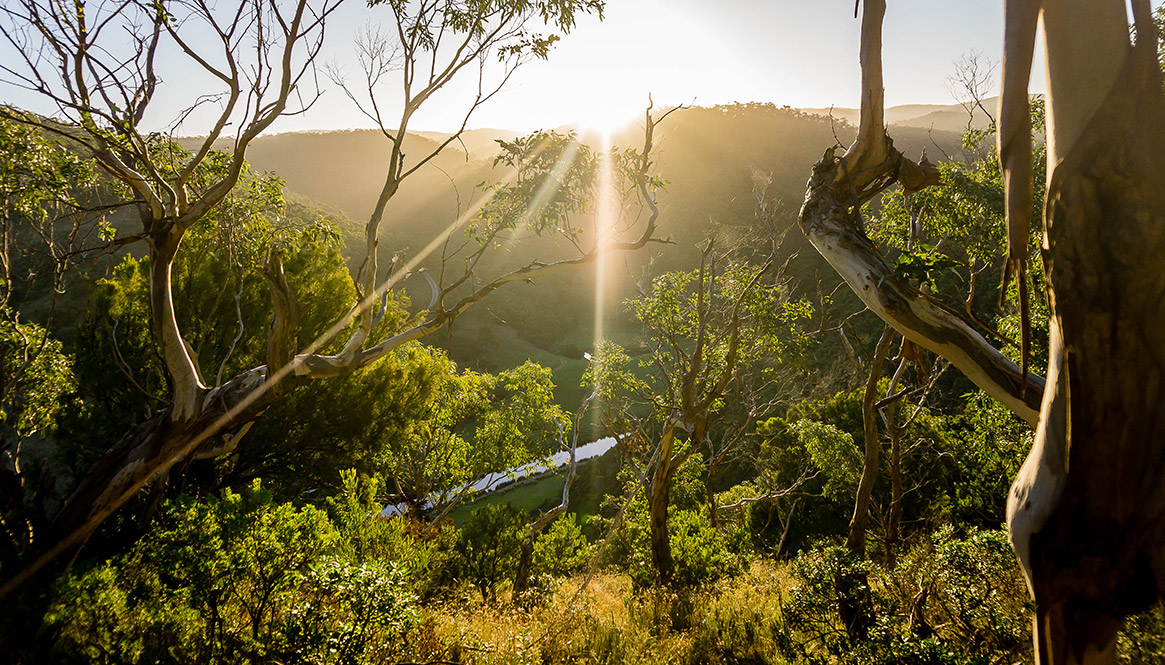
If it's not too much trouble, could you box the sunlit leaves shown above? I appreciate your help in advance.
[0,115,94,224]
[886,244,960,289]
[0,317,74,437]
[380,344,565,516]
[788,419,860,500]
[370,0,604,56]
[475,130,597,242]
[869,100,1046,269]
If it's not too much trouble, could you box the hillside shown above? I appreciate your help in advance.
[219,104,969,406]
[802,98,996,134]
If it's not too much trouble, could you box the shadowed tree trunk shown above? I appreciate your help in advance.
[805,1,1165,663]
[846,327,894,557]
[647,434,680,584]
[1004,3,1165,663]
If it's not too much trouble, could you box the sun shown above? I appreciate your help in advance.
[572,92,646,140]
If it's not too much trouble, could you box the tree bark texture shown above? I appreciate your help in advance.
[649,457,677,585]
[798,0,1044,426]
[1007,6,1165,661]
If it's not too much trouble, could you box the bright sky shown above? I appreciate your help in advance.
[284,0,1031,133]
[4,1,1160,135]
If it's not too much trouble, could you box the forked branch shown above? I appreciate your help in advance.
[798,0,1044,425]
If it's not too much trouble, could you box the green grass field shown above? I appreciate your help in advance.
[449,471,568,527]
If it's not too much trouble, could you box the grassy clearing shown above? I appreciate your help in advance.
[420,562,795,665]
[450,472,568,526]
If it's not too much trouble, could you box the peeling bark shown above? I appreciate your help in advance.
[1006,3,1165,661]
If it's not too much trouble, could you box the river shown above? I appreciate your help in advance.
[381,436,618,517]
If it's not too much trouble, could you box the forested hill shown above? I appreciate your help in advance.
[801,98,996,135]
[220,103,968,402]
[236,104,968,270]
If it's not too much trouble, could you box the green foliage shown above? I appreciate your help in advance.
[942,392,1032,527]
[788,418,860,500]
[324,469,457,599]
[533,514,592,577]
[604,463,744,591]
[455,503,527,601]
[0,113,104,303]
[481,131,598,239]
[780,544,879,657]
[475,360,570,471]
[292,557,420,665]
[326,469,395,562]
[776,531,1029,665]
[667,509,744,588]
[898,527,1030,657]
[0,114,95,226]
[46,481,423,664]
[48,481,330,662]
[754,384,977,553]
[885,244,959,290]
[370,0,603,61]
[1118,604,1165,664]
[0,317,73,438]
[868,101,1051,376]
[59,159,360,481]
[381,346,567,518]
[237,344,435,498]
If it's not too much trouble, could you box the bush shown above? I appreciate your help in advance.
[776,529,1030,665]
[46,481,420,665]
[291,557,419,664]
[669,509,744,588]
[533,514,592,578]
[326,469,457,598]
[455,503,526,601]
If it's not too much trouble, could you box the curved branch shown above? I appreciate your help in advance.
[799,0,1044,426]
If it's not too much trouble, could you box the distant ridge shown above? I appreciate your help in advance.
[800,98,997,134]
[412,128,523,157]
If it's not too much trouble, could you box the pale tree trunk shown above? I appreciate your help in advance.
[797,0,1045,426]
[1005,2,1165,663]
[809,2,1165,664]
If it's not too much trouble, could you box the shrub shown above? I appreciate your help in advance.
[46,481,420,665]
[455,502,526,601]
[776,529,1031,665]
[326,469,456,598]
[291,557,419,664]
[533,514,592,578]
[669,509,744,588]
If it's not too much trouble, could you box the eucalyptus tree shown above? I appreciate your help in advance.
[588,241,808,584]
[0,0,676,604]
[800,1,1165,661]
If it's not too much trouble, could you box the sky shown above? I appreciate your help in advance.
[288,0,1024,133]
[3,0,1155,135]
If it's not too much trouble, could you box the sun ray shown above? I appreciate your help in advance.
[593,129,615,349]
[521,136,583,231]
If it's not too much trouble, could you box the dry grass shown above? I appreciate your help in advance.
[418,563,793,665]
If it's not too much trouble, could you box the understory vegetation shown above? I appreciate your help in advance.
[42,481,1165,665]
